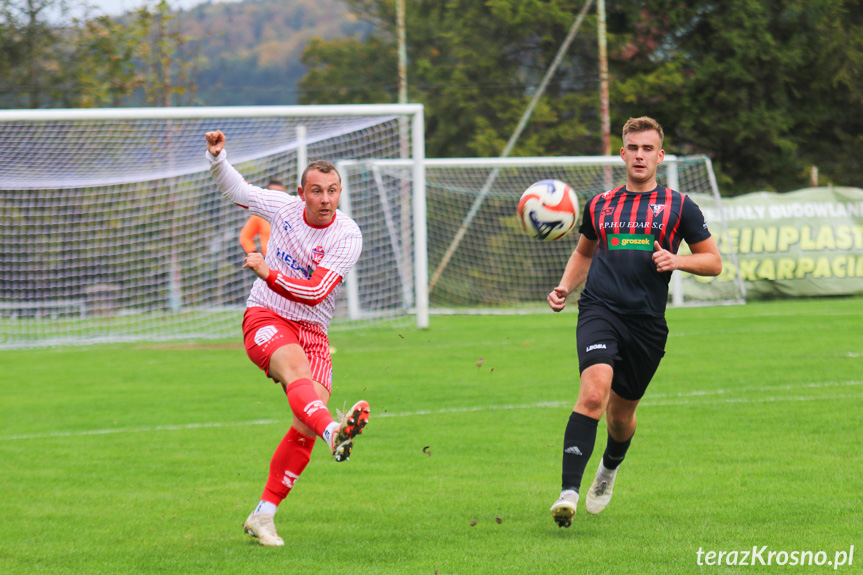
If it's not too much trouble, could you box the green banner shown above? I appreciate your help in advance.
[685,187,863,299]
[609,233,654,251]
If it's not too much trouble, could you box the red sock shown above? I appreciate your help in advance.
[262,427,316,505]
[285,377,334,438]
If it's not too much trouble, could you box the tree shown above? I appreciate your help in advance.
[0,0,201,108]
[61,14,142,107]
[128,0,203,107]
[301,36,397,104]
[300,0,863,193]
[0,0,65,108]
[300,0,603,160]
[605,0,863,192]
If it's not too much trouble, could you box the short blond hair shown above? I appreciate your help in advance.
[622,116,664,146]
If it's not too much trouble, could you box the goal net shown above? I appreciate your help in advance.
[0,105,426,349]
[340,155,745,314]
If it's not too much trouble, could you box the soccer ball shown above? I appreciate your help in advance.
[516,179,579,241]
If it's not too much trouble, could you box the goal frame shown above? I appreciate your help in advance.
[0,105,429,348]
[342,154,745,315]
[1,106,743,349]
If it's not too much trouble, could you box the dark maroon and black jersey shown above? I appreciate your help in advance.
[579,184,711,317]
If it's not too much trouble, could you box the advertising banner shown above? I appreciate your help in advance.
[685,187,863,299]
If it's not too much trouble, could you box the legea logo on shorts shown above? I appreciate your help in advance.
[608,233,654,251]
[254,325,278,346]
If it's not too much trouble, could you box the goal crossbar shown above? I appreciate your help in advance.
[0,104,424,122]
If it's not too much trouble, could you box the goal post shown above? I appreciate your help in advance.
[340,155,745,316]
[0,105,426,349]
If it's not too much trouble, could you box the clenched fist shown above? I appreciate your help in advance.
[205,130,226,157]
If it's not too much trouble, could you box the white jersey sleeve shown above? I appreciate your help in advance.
[206,150,296,221]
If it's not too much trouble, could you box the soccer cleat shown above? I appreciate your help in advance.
[243,512,284,547]
[330,400,370,462]
[584,464,617,515]
[550,490,579,528]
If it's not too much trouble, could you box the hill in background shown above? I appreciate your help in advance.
[181,0,371,105]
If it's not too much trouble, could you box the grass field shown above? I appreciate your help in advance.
[1,297,861,574]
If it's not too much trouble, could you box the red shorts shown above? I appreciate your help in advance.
[242,306,333,391]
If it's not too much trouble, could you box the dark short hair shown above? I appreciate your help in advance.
[267,178,285,189]
[301,160,341,189]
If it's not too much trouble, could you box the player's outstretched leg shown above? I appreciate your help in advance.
[584,461,618,514]
[243,512,284,547]
[327,400,370,462]
[550,489,579,528]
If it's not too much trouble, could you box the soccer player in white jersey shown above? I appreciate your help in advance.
[205,130,370,547]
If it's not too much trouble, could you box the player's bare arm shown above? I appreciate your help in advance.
[652,238,722,276]
[243,252,269,280]
[548,236,597,312]
[205,130,226,156]
[239,218,260,255]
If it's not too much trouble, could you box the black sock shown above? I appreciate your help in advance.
[602,431,633,470]
[561,412,599,493]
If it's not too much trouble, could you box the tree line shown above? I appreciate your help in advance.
[0,0,201,107]
[2,0,862,194]
[299,0,863,194]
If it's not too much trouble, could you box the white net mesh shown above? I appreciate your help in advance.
[338,162,417,321]
[0,112,743,349]
[0,108,420,348]
[343,156,745,313]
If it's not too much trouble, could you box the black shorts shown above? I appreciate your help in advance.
[576,301,668,401]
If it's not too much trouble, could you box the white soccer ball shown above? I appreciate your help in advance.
[516,179,579,241]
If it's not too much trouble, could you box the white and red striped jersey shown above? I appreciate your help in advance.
[207,150,362,332]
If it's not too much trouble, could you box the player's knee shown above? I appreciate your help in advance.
[606,413,635,437]
[577,362,613,414]
[576,389,607,415]
[269,345,311,384]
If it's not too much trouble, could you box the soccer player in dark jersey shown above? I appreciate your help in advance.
[547,117,722,528]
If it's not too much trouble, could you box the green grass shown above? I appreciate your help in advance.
[1,298,861,574]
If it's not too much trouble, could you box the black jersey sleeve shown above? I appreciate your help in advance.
[680,195,711,244]
[578,196,598,240]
